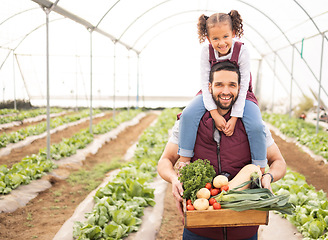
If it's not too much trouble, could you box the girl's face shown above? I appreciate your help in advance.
[207,22,235,57]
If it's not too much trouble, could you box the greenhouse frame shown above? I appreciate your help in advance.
[1,0,327,119]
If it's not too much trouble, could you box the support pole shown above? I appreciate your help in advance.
[289,45,295,117]
[271,54,277,112]
[89,29,93,134]
[316,34,325,134]
[12,50,16,110]
[136,54,140,109]
[45,9,51,160]
[127,50,131,113]
[255,59,262,98]
[40,0,60,160]
[113,43,117,119]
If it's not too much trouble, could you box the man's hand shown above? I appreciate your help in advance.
[171,178,184,216]
[261,174,273,192]
[223,117,237,136]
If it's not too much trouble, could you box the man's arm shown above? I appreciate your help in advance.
[157,142,184,201]
[261,142,287,190]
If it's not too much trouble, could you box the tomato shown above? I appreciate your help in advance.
[221,185,229,192]
[187,204,195,211]
[210,188,220,196]
[209,198,217,205]
[213,202,222,210]
[205,182,212,190]
[186,199,192,206]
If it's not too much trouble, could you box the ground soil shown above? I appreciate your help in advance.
[0,114,327,240]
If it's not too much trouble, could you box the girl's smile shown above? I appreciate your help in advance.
[207,22,235,57]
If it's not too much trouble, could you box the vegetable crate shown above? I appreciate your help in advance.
[183,200,269,228]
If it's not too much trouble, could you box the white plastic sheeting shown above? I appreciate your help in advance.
[0,0,327,112]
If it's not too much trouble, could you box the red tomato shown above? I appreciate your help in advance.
[213,202,222,210]
[186,199,192,206]
[210,188,220,196]
[187,205,195,211]
[205,182,212,190]
[209,198,217,205]
[221,185,229,192]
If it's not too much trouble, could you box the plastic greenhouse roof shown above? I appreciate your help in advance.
[0,0,327,111]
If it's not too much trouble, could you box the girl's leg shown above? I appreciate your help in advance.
[242,100,267,168]
[179,95,206,158]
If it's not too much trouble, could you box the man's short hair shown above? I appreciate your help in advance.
[209,61,241,84]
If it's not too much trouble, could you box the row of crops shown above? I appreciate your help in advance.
[0,108,63,124]
[0,109,102,148]
[273,170,328,239]
[264,112,328,239]
[73,108,180,239]
[0,109,142,194]
[262,112,328,161]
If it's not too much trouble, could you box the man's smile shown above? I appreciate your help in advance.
[218,94,232,103]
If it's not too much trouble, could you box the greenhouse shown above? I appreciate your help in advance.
[0,1,328,239]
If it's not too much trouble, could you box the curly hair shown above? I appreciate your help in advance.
[197,10,244,44]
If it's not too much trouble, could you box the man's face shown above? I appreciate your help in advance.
[209,70,239,111]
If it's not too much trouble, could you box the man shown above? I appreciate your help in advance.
[157,61,286,240]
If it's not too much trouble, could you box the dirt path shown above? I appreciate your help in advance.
[271,131,328,193]
[0,112,113,168]
[0,113,157,240]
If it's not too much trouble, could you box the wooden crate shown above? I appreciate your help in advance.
[183,200,269,228]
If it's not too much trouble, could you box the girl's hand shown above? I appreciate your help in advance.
[223,117,238,136]
[213,114,227,131]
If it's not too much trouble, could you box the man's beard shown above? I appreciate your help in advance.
[212,93,237,110]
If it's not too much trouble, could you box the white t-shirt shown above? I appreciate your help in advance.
[200,39,251,118]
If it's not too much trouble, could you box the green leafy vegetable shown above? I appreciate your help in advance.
[178,159,216,202]
[272,169,328,239]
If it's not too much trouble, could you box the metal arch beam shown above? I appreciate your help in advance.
[117,0,173,41]
[9,18,63,51]
[293,0,328,41]
[236,0,292,46]
[0,7,39,27]
[95,0,121,28]
[132,10,204,49]
[236,0,328,99]
[30,0,140,54]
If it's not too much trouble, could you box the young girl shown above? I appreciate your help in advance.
[178,10,267,170]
